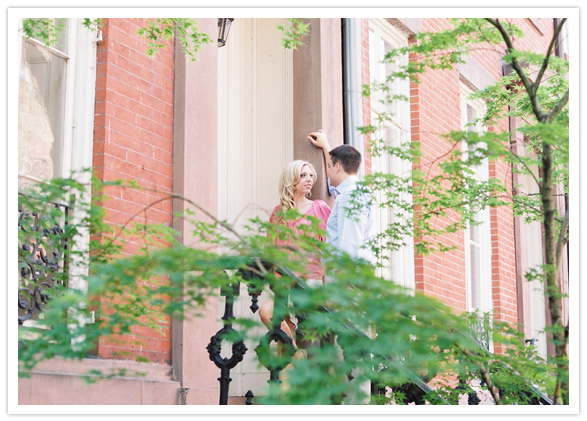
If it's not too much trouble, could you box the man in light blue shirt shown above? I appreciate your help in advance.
[308,130,376,403]
[308,130,376,266]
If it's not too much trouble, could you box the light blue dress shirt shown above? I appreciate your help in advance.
[326,175,376,265]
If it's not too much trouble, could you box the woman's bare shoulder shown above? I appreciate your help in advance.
[313,199,331,209]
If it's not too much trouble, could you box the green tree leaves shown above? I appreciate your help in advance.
[136,18,212,61]
[277,18,310,50]
[358,17,569,404]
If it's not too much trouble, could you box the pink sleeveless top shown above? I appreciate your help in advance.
[269,199,331,280]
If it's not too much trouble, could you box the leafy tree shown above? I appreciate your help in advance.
[20,18,69,45]
[277,18,311,50]
[20,18,212,61]
[361,18,569,404]
[18,172,556,404]
[136,18,212,60]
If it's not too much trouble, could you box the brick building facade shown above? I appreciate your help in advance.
[15,16,568,405]
[92,18,176,365]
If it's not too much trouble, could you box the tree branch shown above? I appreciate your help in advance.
[534,18,567,93]
[485,18,547,122]
[459,346,503,405]
[555,206,569,270]
[547,89,570,124]
[105,189,243,253]
[509,139,541,187]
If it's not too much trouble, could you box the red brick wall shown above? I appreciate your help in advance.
[92,18,175,364]
[361,18,555,326]
[408,19,469,312]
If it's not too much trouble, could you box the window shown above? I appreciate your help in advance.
[369,19,410,124]
[516,142,548,358]
[369,19,414,290]
[17,18,99,325]
[460,82,492,316]
[18,18,98,188]
[554,18,569,61]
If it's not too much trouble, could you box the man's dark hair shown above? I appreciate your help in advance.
[329,145,362,174]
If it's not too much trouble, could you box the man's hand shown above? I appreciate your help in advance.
[307,130,331,152]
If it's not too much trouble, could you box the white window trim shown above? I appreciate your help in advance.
[460,81,493,316]
[369,19,415,291]
[369,19,410,126]
[67,19,100,295]
[519,151,548,359]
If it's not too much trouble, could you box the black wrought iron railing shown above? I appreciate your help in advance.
[18,194,71,326]
[206,260,554,406]
[206,263,298,405]
[206,260,435,405]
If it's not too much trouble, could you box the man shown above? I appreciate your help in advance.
[307,129,376,266]
[308,129,375,404]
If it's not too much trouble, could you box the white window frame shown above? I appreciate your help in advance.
[460,81,493,316]
[18,19,97,184]
[518,148,548,359]
[369,19,415,291]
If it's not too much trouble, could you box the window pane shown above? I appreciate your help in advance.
[470,243,481,309]
[53,19,69,53]
[461,83,489,313]
[467,104,476,128]
[19,40,68,186]
[470,222,480,243]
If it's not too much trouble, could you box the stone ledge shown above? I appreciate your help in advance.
[22,356,175,381]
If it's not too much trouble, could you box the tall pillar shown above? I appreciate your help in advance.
[172,18,220,405]
[293,18,344,207]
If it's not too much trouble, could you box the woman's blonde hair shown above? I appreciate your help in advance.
[274,160,317,225]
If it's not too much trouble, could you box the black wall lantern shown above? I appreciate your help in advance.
[218,18,234,47]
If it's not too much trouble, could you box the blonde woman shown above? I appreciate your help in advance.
[259,160,331,355]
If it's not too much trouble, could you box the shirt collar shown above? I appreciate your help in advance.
[335,175,359,195]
